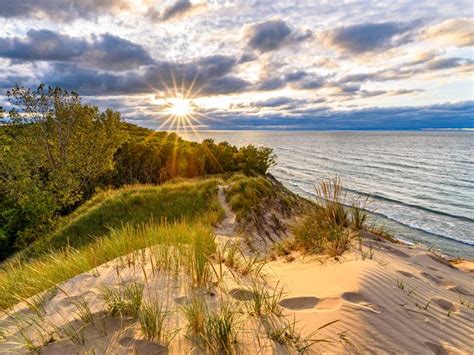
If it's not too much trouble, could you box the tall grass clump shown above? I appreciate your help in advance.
[349,195,370,230]
[203,303,240,353]
[181,297,208,336]
[293,178,354,256]
[139,300,172,342]
[101,282,144,318]
[0,221,215,310]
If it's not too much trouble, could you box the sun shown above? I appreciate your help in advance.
[152,68,213,135]
[166,97,194,117]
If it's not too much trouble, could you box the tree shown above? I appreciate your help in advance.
[0,84,124,250]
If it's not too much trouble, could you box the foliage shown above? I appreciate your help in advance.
[0,84,124,256]
[225,175,274,221]
[0,84,275,261]
[112,134,276,186]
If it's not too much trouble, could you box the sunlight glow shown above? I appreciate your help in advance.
[165,97,194,117]
[153,68,218,138]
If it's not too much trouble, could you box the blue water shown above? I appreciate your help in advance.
[187,131,474,260]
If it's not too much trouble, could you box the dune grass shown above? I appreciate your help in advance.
[19,178,223,260]
[293,178,356,256]
[225,175,274,221]
[0,219,217,311]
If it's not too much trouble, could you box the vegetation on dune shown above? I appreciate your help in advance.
[0,85,124,257]
[0,220,215,311]
[226,174,302,222]
[292,178,369,257]
[21,179,223,260]
[0,84,275,261]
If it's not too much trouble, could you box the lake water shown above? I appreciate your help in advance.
[187,131,474,260]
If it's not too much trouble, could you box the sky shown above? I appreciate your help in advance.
[0,0,473,130]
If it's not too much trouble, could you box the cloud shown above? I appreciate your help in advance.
[423,18,474,47]
[283,71,307,82]
[252,97,297,108]
[246,19,311,53]
[0,30,153,70]
[323,21,418,54]
[337,54,473,84]
[0,29,87,61]
[256,77,285,91]
[0,0,132,21]
[247,19,291,52]
[33,54,246,96]
[294,77,326,90]
[147,0,203,21]
[195,101,474,130]
[424,57,473,71]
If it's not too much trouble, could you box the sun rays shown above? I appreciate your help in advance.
[154,69,210,138]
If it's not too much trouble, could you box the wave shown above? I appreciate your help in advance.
[342,187,474,224]
[369,210,474,246]
[279,177,474,247]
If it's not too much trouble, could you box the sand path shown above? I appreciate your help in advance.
[214,185,236,238]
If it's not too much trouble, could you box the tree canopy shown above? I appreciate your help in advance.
[0,84,275,260]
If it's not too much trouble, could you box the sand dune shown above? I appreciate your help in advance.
[267,237,474,354]
[1,184,472,354]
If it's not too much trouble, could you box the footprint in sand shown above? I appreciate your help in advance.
[431,298,460,313]
[421,272,444,284]
[279,297,318,310]
[397,270,416,278]
[439,280,457,289]
[228,288,254,301]
[382,245,411,259]
[424,341,465,355]
[427,255,455,269]
[450,285,474,297]
[341,292,384,314]
[405,309,437,323]
[279,296,341,312]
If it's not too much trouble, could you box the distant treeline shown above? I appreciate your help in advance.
[0,84,275,259]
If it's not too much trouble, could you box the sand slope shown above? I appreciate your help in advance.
[268,237,474,354]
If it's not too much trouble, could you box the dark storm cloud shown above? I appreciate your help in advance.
[324,21,418,53]
[0,0,131,21]
[0,30,153,70]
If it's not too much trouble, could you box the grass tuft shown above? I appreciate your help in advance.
[293,178,355,256]
[101,282,144,318]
